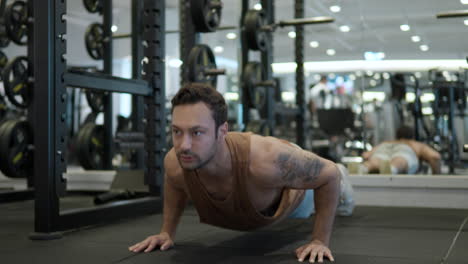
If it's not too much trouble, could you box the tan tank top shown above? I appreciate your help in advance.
[183,132,305,231]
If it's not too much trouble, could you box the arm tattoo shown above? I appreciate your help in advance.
[276,150,324,185]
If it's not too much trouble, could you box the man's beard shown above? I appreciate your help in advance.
[177,144,217,170]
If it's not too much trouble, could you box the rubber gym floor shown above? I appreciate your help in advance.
[1,195,467,264]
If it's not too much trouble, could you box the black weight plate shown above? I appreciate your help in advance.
[82,112,98,125]
[77,123,105,170]
[84,123,104,170]
[244,10,268,51]
[0,23,11,48]
[4,1,28,46]
[242,62,267,114]
[186,44,218,88]
[0,50,8,77]
[0,96,7,121]
[2,56,31,108]
[85,90,105,112]
[191,0,223,32]
[83,0,103,13]
[0,120,15,176]
[0,120,32,178]
[85,23,104,60]
[76,123,93,169]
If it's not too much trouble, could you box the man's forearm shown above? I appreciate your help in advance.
[429,158,441,174]
[160,181,188,238]
[311,167,340,245]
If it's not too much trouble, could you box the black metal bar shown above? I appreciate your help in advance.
[143,0,166,196]
[64,71,151,95]
[33,0,64,234]
[0,189,34,203]
[30,0,166,237]
[262,0,275,136]
[448,86,456,174]
[131,0,145,169]
[180,0,199,86]
[240,0,249,128]
[117,26,238,37]
[0,0,6,17]
[414,78,422,141]
[116,131,145,141]
[437,10,468,18]
[58,197,162,231]
[295,0,306,148]
[26,0,34,189]
[278,16,334,27]
[103,0,113,170]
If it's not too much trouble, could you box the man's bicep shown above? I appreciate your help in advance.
[273,146,332,189]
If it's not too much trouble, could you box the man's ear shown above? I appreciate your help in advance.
[218,122,228,138]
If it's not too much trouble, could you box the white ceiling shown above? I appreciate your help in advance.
[4,0,468,67]
[196,0,468,62]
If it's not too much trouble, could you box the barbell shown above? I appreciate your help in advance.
[243,9,334,51]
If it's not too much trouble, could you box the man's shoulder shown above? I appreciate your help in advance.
[249,135,285,184]
[164,148,183,179]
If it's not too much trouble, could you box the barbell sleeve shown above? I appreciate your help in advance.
[278,16,334,27]
[437,10,468,18]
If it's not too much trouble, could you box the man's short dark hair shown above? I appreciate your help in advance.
[171,83,227,136]
[396,125,414,140]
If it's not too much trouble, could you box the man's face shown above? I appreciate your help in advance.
[172,102,219,170]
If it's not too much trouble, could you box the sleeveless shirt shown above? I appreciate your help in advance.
[182,132,305,231]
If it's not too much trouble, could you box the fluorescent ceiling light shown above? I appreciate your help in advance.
[288,31,296,38]
[339,25,350,32]
[364,51,385,61]
[214,46,224,53]
[326,49,336,56]
[330,5,341,12]
[224,92,239,101]
[406,92,416,102]
[461,0,468,4]
[400,24,410,31]
[254,3,262,10]
[422,107,433,115]
[421,93,435,102]
[226,32,237,39]
[271,60,468,74]
[363,91,385,102]
[111,25,118,32]
[168,58,183,68]
[464,19,468,26]
[309,41,319,48]
[281,91,295,102]
[411,36,421,42]
[420,45,429,51]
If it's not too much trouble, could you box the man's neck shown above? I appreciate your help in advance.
[196,138,232,180]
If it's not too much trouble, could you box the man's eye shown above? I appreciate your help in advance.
[194,131,203,136]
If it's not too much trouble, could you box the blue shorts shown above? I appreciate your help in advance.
[288,189,315,218]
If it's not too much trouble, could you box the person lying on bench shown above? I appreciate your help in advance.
[360,126,441,174]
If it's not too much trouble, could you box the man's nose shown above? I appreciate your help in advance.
[179,134,192,150]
